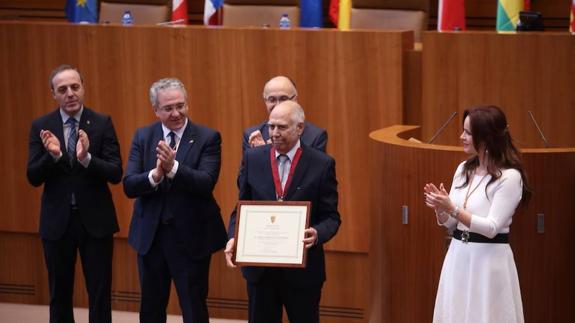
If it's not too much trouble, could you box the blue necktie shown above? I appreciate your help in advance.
[67,118,77,165]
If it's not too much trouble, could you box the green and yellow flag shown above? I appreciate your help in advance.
[496,0,524,32]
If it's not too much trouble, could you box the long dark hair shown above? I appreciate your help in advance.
[458,105,531,205]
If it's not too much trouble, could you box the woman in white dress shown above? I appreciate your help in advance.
[424,106,531,323]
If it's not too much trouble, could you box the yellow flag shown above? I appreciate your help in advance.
[338,0,352,30]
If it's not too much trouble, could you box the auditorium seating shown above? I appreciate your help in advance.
[99,2,170,25]
[222,0,300,27]
[350,0,429,41]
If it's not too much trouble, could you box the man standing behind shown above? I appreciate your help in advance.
[27,64,122,323]
[124,78,227,323]
[226,100,341,323]
[243,76,327,153]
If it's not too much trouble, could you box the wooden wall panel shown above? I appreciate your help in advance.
[421,31,575,148]
[0,233,48,304]
[403,46,422,125]
[0,22,409,254]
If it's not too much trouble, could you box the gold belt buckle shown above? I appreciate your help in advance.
[461,230,470,244]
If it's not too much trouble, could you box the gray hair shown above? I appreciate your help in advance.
[291,103,305,124]
[149,78,188,108]
[274,100,305,124]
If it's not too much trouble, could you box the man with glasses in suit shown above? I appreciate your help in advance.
[242,75,327,153]
[124,77,227,323]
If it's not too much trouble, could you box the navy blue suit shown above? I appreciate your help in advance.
[229,144,341,323]
[124,120,227,323]
[27,107,122,323]
[242,120,327,153]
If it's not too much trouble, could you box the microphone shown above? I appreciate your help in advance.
[156,19,186,26]
[427,112,457,144]
[528,110,550,148]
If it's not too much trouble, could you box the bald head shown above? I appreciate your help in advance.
[268,101,305,154]
[262,76,298,113]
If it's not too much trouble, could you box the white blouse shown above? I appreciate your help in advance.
[440,161,523,238]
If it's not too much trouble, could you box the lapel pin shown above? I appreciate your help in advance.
[189,139,194,144]
[86,120,91,125]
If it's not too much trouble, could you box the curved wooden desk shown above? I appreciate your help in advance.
[368,125,575,323]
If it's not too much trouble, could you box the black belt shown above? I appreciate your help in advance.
[453,229,509,244]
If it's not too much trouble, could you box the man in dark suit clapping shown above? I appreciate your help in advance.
[27,64,122,323]
[242,76,327,153]
[227,100,341,323]
[124,77,227,323]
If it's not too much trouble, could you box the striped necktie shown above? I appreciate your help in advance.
[66,118,77,165]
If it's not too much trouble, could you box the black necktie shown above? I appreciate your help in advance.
[66,118,77,165]
[168,131,177,150]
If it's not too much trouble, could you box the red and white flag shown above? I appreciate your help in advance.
[172,0,188,24]
[437,0,465,31]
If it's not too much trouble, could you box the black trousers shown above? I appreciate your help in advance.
[138,223,211,323]
[42,209,113,323]
[247,268,322,323]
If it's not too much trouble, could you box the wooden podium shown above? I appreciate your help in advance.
[369,125,575,323]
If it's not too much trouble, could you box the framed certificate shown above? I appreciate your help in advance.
[233,200,311,267]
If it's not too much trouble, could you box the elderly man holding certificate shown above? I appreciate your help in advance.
[225,100,341,323]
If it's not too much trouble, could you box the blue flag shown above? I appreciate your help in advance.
[300,0,323,28]
[66,0,98,23]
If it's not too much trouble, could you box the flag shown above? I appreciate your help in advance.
[329,0,339,26]
[172,0,188,24]
[301,0,323,28]
[570,0,575,32]
[65,0,98,23]
[338,0,351,30]
[496,0,524,31]
[437,0,465,31]
[204,0,223,25]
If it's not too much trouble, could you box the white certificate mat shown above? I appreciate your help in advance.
[234,201,310,267]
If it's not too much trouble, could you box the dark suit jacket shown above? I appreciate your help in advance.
[27,107,122,240]
[242,120,327,153]
[124,120,227,257]
[229,144,341,287]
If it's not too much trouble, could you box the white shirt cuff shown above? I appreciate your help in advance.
[50,151,63,161]
[148,169,163,187]
[166,160,179,179]
[78,153,91,168]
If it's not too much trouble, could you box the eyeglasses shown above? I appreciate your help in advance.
[268,123,290,132]
[264,94,296,105]
[157,102,187,113]
[55,84,82,95]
